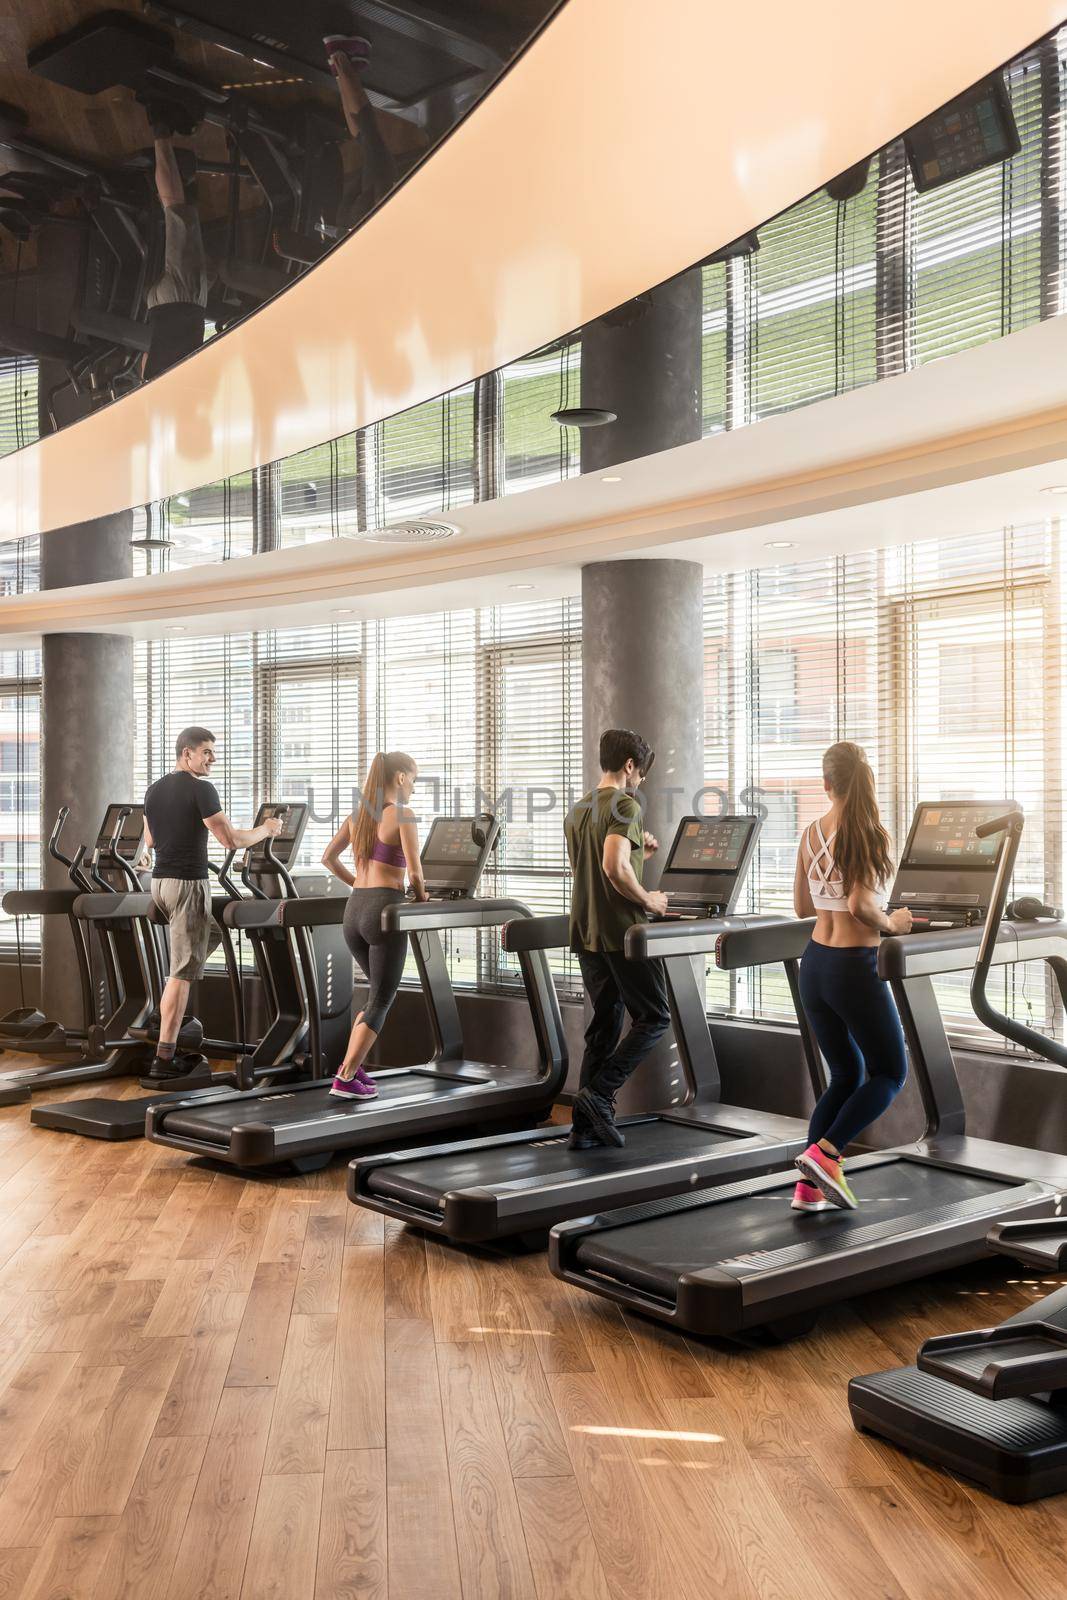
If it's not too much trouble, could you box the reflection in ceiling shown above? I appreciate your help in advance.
[0,0,561,428]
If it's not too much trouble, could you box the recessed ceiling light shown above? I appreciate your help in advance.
[1041,485,1067,495]
[332,607,355,615]
[601,475,623,483]
[508,583,535,591]
[166,625,186,633]
[764,540,795,549]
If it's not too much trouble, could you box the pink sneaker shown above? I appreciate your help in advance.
[324,35,371,74]
[795,1143,857,1209]
[329,1072,378,1100]
[791,1181,833,1213]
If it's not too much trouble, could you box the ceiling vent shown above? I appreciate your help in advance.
[362,520,458,545]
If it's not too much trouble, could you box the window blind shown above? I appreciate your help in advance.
[706,521,1064,1046]
[0,656,42,953]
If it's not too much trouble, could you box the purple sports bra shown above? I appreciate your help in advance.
[368,801,406,870]
[370,838,406,869]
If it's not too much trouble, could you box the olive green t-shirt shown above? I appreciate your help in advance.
[565,786,645,952]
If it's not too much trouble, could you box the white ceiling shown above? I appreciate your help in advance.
[0,0,1062,539]
[3,311,1067,645]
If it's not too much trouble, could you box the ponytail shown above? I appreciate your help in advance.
[822,741,892,894]
[349,751,416,864]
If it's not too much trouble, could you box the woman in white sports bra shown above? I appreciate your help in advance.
[789,741,912,1212]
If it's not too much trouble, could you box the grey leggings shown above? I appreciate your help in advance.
[343,888,407,1034]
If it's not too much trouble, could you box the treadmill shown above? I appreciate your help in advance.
[550,801,1067,1343]
[144,813,567,1172]
[849,808,1067,1502]
[348,814,824,1243]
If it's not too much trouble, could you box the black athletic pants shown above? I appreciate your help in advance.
[575,947,671,1104]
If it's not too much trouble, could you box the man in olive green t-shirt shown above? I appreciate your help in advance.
[563,728,671,1149]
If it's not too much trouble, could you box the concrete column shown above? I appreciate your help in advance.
[28,221,137,1024]
[40,518,134,1025]
[581,558,704,872]
[579,269,703,474]
[580,558,704,1111]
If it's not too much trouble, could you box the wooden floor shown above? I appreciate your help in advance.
[0,1075,1066,1600]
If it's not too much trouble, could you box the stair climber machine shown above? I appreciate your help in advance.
[849,808,1067,1501]
[549,801,1067,1344]
[145,813,569,1173]
[31,801,349,1139]
[0,803,158,1106]
[348,814,829,1246]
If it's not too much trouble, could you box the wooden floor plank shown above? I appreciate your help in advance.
[90,1434,209,1600]
[240,1473,322,1600]
[382,1220,429,1321]
[328,1248,384,1452]
[263,1314,336,1476]
[163,1386,275,1600]
[0,1362,124,1547]
[19,1515,119,1600]
[154,1289,249,1438]
[385,1319,462,1600]
[56,1336,186,1517]
[315,1450,386,1600]
[437,1340,537,1600]
[224,1261,297,1388]
[293,1214,345,1315]
[514,1476,614,1600]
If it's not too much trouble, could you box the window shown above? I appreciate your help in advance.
[0,672,41,952]
[480,601,582,986]
[704,523,1062,1048]
[258,646,363,872]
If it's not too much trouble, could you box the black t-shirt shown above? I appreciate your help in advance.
[145,771,222,880]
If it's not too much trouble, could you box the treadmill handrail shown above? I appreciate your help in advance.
[969,811,1067,1068]
[382,897,533,933]
[73,890,152,922]
[877,920,1067,980]
[625,913,772,961]
[222,893,347,930]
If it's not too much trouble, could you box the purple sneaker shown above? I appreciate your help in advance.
[329,1072,378,1099]
[324,35,371,74]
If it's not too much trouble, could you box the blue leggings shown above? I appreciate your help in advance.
[799,940,908,1153]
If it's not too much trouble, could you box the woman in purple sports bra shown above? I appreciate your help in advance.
[321,750,427,1099]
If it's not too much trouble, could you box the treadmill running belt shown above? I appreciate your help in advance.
[366,1119,749,1208]
[161,1074,489,1145]
[573,1163,1007,1300]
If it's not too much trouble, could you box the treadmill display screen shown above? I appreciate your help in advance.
[667,817,754,874]
[98,805,145,858]
[249,801,308,865]
[902,804,1006,869]
[423,818,480,864]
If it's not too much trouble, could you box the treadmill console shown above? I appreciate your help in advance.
[889,801,1014,926]
[96,803,146,861]
[246,801,309,873]
[657,814,762,915]
[421,814,500,898]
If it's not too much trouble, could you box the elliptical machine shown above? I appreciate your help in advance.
[0,806,96,1046]
[0,803,157,1105]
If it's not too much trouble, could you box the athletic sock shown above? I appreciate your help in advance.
[156,1040,176,1061]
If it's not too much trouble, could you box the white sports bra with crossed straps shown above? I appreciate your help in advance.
[804,817,887,913]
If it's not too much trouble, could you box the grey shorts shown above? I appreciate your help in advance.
[151,877,221,982]
[147,203,209,309]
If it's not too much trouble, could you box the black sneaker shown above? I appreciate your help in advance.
[575,1088,625,1148]
[142,1051,202,1084]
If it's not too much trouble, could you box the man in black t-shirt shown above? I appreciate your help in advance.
[143,725,280,1080]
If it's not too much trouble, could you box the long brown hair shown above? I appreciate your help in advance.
[349,751,416,864]
[822,741,892,894]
